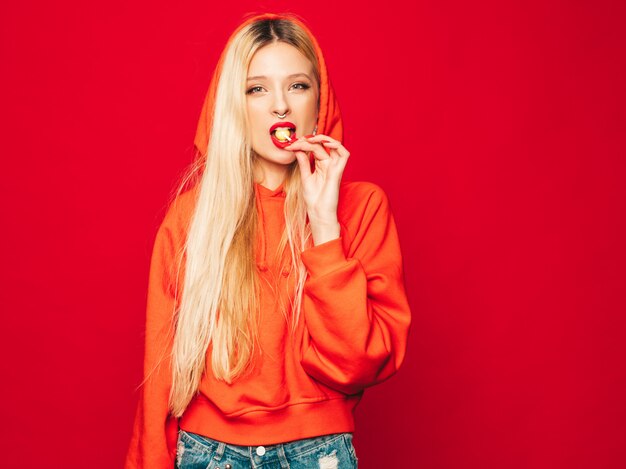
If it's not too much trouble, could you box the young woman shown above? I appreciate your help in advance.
[125,12,412,469]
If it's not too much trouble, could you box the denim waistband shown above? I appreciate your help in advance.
[180,429,350,462]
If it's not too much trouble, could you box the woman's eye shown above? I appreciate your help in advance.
[246,83,310,94]
[291,82,311,91]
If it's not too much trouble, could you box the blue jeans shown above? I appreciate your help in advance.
[175,429,358,469]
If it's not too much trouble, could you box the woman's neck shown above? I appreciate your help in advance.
[253,162,289,191]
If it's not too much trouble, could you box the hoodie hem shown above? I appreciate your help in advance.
[179,393,359,445]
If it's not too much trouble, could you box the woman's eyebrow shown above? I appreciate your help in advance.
[246,73,312,81]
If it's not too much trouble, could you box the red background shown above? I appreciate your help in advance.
[1,0,625,467]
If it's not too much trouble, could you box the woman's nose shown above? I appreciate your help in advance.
[272,93,290,118]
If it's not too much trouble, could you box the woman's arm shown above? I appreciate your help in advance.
[125,208,181,469]
[299,183,412,395]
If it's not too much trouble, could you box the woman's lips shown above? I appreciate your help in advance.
[269,121,296,149]
[270,132,328,152]
[269,121,296,134]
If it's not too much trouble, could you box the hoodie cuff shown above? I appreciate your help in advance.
[301,237,347,278]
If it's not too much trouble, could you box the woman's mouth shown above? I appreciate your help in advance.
[269,122,297,149]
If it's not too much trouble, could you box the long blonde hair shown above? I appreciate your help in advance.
[164,17,321,417]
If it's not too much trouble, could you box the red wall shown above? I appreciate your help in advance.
[1,0,624,467]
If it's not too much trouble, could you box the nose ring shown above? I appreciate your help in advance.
[276,112,287,119]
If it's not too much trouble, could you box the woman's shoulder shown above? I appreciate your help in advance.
[337,180,394,240]
[339,180,391,214]
[340,179,384,194]
[158,185,200,237]
[336,180,397,253]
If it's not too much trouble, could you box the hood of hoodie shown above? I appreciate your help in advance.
[192,13,344,272]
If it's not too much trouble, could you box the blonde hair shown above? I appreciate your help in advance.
[160,16,321,417]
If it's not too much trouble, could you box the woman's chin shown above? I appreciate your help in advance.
[254,147,298,166]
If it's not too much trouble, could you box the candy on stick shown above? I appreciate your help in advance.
[274,127,292,142]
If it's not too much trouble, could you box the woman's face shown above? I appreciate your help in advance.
[246,41,319,182]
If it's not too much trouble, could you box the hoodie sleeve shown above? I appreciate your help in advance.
[299,183,412,395]
[125,205,182,469]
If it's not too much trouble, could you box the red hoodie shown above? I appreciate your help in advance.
[124,13,411,468]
